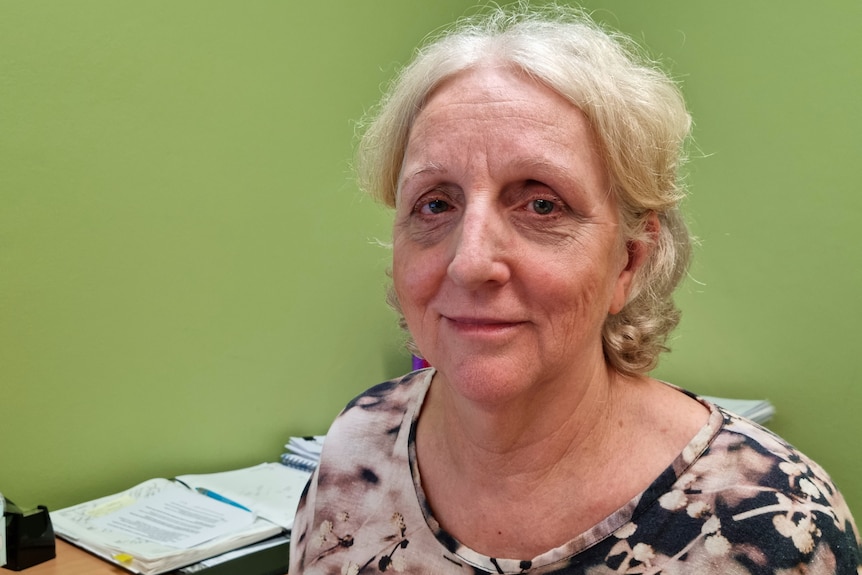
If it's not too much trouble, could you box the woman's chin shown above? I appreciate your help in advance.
[432,358,539,408]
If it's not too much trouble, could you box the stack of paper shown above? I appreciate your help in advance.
[52,462,313,575]
[175,462,312,530]
[703,396,776,424]
[52,478,281,575]
[280,436,325,472]
[176,534,290,574]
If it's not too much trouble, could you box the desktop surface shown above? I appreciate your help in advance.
[23,539,128,574]
[24,540,289,575]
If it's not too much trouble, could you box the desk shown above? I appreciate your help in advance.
[23,540,289,574]
[20,540,128,575]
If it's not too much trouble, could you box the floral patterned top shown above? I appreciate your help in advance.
[289,369,861,574]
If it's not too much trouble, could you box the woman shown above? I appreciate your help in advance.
[290,7,860,574]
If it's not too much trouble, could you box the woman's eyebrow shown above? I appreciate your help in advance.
[399,162,446,185]
[508,159,590,192]
[397,162,448,204]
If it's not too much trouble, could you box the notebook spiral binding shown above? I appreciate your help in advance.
[279,454,317,473]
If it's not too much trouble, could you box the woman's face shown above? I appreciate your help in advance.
[393,66,638,405]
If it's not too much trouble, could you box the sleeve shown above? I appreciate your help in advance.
[289,466,319,573]
[719,421,862,574]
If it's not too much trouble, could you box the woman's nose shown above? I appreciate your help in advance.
[446,203,511,289]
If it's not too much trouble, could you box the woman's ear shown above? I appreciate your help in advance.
[609,212,660,315]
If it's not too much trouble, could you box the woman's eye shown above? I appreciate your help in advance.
[529,198,556,215]
[420,198,452,215]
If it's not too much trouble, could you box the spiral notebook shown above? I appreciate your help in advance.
[279,453,317,473]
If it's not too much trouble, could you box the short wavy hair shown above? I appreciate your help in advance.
[356,4,693,375]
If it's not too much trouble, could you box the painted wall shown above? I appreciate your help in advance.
[584,0,862,513]
[0,0,472,510]
[2,0,859,518]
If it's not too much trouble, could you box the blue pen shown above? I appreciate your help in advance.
[195,488,253,512]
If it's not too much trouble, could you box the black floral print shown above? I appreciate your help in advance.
[289,370,861,574]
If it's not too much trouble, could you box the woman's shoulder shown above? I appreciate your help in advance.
[317,368,432,460]
[340,368,432,414]
[697,402,840,496]
[654,403,861,571]
[290,370,435,574]
[683,397,855,529]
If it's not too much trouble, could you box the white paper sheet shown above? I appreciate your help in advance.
[175,462,310,530]
[91,485,255,549]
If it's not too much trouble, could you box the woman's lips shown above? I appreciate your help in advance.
[442,315,525,335]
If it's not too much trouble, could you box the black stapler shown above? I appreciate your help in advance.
[3,499,56,571]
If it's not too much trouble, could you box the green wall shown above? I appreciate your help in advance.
[0,0,472,510]
[2,0,859,519]
[584,1,861,515]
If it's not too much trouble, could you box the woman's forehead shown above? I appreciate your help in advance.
[400,68,605,191]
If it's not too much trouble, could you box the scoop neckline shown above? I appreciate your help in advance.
[404,368,725,573]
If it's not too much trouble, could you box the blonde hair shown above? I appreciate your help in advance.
[357,4,693,375]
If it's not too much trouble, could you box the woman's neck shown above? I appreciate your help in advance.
[418,363,628,484]
[414,368,709,559]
